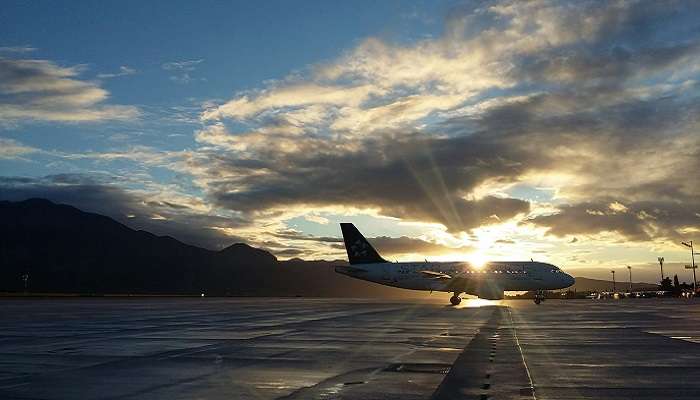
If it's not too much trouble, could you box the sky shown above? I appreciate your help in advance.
[1,0,699,283]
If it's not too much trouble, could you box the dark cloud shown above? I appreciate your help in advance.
[441,7,700,244]
[529,199,700,242]
[470,87,700,244]
[200,132,531,232]
[0,175,249,249]
[369,236,474,256]
[529,201,650,241]
[0,58,138,122]
[274,230,473,256]
[274,230,342,243]
[514,0,700,91]
[518,42,700,92]
[480,90,700,243]
[273,248,306,257]
[145,200,191,210]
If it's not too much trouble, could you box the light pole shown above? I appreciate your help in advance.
[627,265,632,293]
[658,257,664,282]
[681,241,697,294]
[611,270,616,293]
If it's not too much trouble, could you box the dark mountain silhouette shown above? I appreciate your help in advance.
[4,199,650,298]
[569,277,658,292]
[0,199,425,298]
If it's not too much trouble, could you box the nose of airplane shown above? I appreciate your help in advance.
[564,273,575,287]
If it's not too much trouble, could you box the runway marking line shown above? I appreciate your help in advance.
[507,307,536,400]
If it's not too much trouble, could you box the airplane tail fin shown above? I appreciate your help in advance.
[340,223,387,265]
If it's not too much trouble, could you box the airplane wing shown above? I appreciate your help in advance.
[419,270,452,280]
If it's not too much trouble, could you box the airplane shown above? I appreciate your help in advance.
[334,223,575,305]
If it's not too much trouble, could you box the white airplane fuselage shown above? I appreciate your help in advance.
[335,223,575,302]
[336,260,575,299]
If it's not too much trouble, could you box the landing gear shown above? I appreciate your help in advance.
[450,292,462,306]
[534,290,545,305]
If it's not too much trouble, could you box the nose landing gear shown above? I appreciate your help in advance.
[449,292,462,306]
[534,290,545,305]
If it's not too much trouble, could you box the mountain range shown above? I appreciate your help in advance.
[567,277,659,292]
[1,199,656,296]
[0,199,425,297]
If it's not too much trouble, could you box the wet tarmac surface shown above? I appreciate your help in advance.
[1,298,699,399]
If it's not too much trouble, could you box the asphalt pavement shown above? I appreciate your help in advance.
[1,298,699,399]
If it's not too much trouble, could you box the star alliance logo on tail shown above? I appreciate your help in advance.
[351,239,370,257]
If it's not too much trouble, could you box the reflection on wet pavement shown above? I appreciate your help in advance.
[0,298,699,399]
[511,299,700,399]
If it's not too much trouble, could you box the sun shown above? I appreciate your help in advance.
[467,252,488,269]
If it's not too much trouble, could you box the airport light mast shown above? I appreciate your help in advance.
[611,270,616,293]
[681,241,697,294]
[627,265,632,293]
[658,257,664,282]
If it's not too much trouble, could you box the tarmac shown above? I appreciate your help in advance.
[1,298,700,399]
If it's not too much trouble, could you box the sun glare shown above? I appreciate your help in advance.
[456,298,501,308]
[467,252,488,269]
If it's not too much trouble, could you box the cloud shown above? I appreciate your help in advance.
[273,230,473,257]
[97,66,137,79]
[61,144,188,168]
[201,84,381,121]
[185,0,700,251]
[369,235,474,257]
[162,59,204,84]
[162,59,204,71]
[0,138,38,159]
[0,45,37,54]
[529,198,700,243]
[304,214,329,225]
[274,248,306,257]
[194,125,531,231]
[0,58,139,123]
[5,1,699,261]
